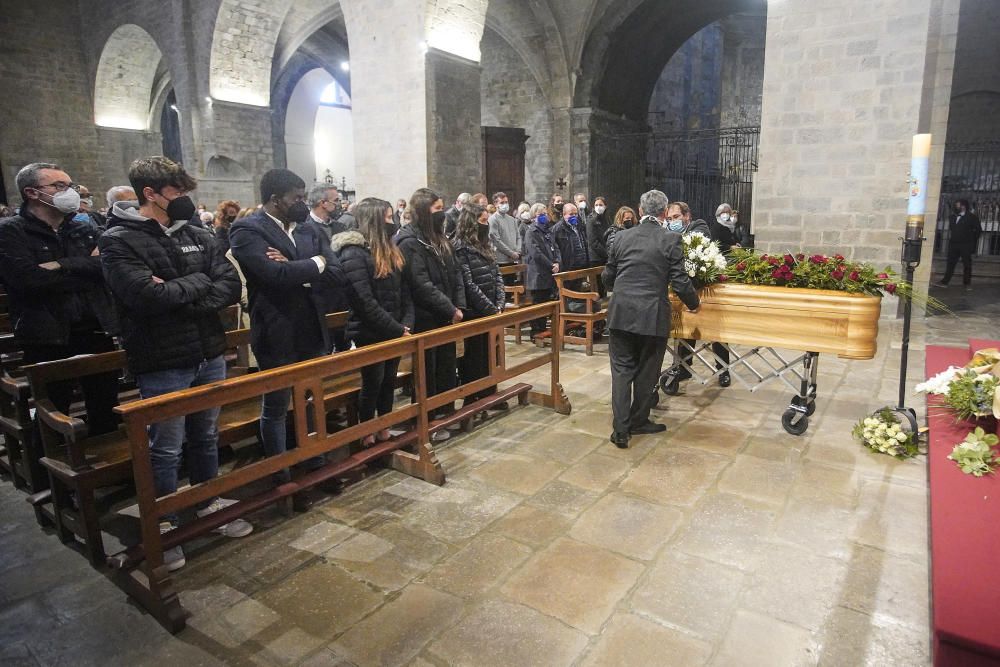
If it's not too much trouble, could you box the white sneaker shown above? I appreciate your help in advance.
[196,498,254,538]
[159,522,186,572]
[431,430,452,443]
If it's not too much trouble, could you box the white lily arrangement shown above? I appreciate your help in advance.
[682,232,728,286]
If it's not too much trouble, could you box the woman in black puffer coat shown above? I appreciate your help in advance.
[454,203,505,407]
[395,188,466,441]
[333,198,413,446]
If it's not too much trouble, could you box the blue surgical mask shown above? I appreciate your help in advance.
[667,220,685,232]
[72,212,91,224]
[567,215,579,226]
[536,214,548,227]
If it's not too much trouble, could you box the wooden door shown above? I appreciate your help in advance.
[482,127,527,205]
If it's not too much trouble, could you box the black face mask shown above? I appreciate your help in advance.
[431,210,447,232]
[164,195,196,222]
[287,201,310,224]
[225,214,236,223]
[553,202,565,215]
[477,223,490,242]
[623,219,635,229]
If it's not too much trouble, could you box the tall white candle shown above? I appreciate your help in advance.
[907,134,932,216]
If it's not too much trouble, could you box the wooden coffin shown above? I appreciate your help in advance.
[669,283,882,360]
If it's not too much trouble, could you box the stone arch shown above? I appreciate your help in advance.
[209,0,294,106]
[425,0,488,62]
[94,24,165,130]
[574,0,766,121]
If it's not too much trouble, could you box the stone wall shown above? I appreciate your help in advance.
[720,12,767,128]
[753,0,960,270]
[648,24,723,131]
[426,49,483,203]
[480,28,555,204]
[944,0,1000,142]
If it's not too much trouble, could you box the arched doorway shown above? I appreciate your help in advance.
[283,68,355,190]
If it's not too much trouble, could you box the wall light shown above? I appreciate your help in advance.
[94,114,147,130]
[419,40,428,54]
[340,61,350,72]
[170,104,180,113]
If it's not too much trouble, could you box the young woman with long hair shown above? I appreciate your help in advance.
[394,188,466,441]
[332,198,413,446]
[453,203,505,407]
[605,206,637,257]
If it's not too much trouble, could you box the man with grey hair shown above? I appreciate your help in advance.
[338,201,357,231]
[106,185,136,208]
[305,182,344,241]
[602,189,699,448]
[444,192,470,238]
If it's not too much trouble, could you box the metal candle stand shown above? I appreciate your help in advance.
[885,219,925,439]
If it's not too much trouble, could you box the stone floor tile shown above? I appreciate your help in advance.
[788,462,859,507]
[468,453,567,495]
[257,561,384,639]
[525,479,603,518]
[630,550,745,641]
[620,446,730,507]
[670,420,751,456]
[712,610,820,667]
[673,493,776,571]
[488,504,572,548]
[399,478,523,543]
[557,452,632,492]
[332,585,463,667]
[427,598,589,666]
[716,454,799,506]
[288,520,358,556]
[850,480,928,559]
[297,647,356,667]
[500,537,644,634]
[772,497,858,559]
[324,521,451,592]
[580,612,713,666]
[517,427,606,464]
[743,435,805,463]
[569,492,683,560]
[815,606,930,667]
[836,544,929,630]
[251,628,325,666]
[740,543,848,631]
[422,533,532,598]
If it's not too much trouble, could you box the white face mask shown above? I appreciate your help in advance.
[718,217,735,230]
[519,211,531,221]
[40,187,82,214]
[499,203,510,214]
[594,205,606,215]
[719,213,730,222]
[576,201,587,211]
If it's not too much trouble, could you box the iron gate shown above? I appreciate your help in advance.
[647,125,760,227]
[935,140,1000,256]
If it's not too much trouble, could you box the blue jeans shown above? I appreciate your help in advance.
[136,355,227,521]
[261,388,325,485]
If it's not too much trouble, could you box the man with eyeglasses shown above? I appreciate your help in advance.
[76,185,107,229]
[0,162,121,440]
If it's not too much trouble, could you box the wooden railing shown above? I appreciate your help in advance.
[107,302,569,632]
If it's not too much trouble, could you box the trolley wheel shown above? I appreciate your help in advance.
[658,372,672,393]
[791,395,817,417]
[781,408,809,436]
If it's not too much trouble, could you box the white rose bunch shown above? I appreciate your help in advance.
[681,232,727,285]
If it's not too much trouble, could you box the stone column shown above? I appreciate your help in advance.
[571,107,650,210]
[753,0,961,286]
[426,48,483,202]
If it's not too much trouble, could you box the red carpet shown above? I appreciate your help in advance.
[926,344,1000,665]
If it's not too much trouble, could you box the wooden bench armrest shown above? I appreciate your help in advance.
[34,398,87,442]
[561,289,600,301]
[0,373,29,398]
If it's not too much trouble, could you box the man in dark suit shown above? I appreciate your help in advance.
[230,169,343,510]
[603,190,699,448]
[935,199,982,291]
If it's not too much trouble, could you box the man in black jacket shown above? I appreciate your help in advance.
[0,163,120,442]
[99,156,250,570]
[304,182,350,352]
[230,169,344,509]
[603,190,700,448]
[936,199,982,290]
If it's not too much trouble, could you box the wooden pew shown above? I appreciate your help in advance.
[106,303,571,632]
[553,266,608,356]
[23,312,417,566]
[499,263,531,344]
[0,334,34,490]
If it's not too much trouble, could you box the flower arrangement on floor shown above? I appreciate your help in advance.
[681,232,728,286]
[947,427,1000,477]
[918,348,1000,420]
[852,408,919,459]
[725,249,901,297]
